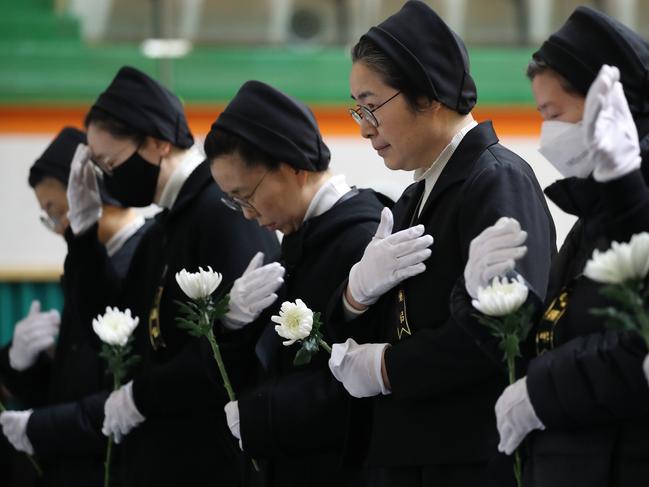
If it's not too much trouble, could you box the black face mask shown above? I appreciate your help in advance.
[103,150,161,207]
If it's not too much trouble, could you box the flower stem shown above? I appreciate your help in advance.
[206,330,235,402]
[104,375,120,487]
[318,338,332,354]
[506,352,522,487]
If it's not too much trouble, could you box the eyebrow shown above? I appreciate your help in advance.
[350,90,376,102]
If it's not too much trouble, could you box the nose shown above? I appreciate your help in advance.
[242,206,257,220]
[360,118,376,139]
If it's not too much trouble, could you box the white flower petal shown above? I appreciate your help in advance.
[175,267,223,300]
[272,299,315,343]
[472,275,528,317]
[584,232,649,284]
[93,306,139,346]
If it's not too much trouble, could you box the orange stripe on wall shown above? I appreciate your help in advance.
[0,105,541,137]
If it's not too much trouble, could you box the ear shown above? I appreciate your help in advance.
[294,168,309,187]
[150,137,172,157]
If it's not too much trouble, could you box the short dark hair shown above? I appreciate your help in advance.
[351,37,435,112]
[526,54,581,95]
[204,128,280,171]
[84,107,147,146]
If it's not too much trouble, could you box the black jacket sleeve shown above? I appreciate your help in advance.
[26,390,109,459]
[0,346,52,407]
[385,163,555,401]
[527,330,649,429]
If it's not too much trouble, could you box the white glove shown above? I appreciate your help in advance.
[0,410,34,455]
[583,65,641,182]
[67,143,103,235]
[464,217,528,299]
[329,338,390,398]
[643,354,649,387]
[495,377,545,455]
[223,252,285,330]
[102,381,145,444]
[348,207,433,306]
[9,300,60,371]
[224,400,243,450]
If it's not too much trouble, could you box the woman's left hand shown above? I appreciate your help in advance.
[329,338,391,398]
[495,377,545,455]
[643,354,649,386]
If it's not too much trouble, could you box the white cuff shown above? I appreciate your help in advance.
[342,292,367,321]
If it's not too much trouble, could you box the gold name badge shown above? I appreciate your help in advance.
[535,290,569,356]
[396,289,412,340]
[148,284,167,351]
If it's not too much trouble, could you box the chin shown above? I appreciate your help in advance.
[383,156,406,172]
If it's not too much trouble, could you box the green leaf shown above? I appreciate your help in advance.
[293,345,313,366]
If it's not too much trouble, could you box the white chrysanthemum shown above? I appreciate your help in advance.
[472,275,529,317]
[92,307,139,347]
[175,266,223,300]
[584,232,649,284]
[272,299,314,346]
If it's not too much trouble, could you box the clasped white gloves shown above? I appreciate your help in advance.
[222,252,285,330]
[0,410,34,455]
[224,400,243,450]
[67,143,103,235]
[643,354,649,386]
[102,381,145,443]
[348,207,433,306]
[495,377,545,455]
[583,64,641,182]
[464,217,528,299]
[329,338,390,398]
[9,300,60,372]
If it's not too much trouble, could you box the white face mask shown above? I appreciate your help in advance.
[538,120,594,178]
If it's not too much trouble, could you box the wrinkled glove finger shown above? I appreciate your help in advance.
[481,246,527,267]
[374,207,394,239]
[481,260,517,286]
[26,336,56,354]
[391,234,434,258]
[384,224,426,245]
[249,293,280,314]
[242,251,265,275]
[470,218,521,248]
[395,248,432,269]
[392,262,427,283]
[475,229,527,256]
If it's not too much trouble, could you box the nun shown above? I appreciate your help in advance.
[206,80,386,486]
[325,1,556,486]
[492,7,649,486]
[64,67,280,486]
[0,127,149,486]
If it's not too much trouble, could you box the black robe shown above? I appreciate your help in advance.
[0,218,150,487]
[65,161,280,487]
[329,122,556,487]
[235,188,385,487]
[523,170,649,487]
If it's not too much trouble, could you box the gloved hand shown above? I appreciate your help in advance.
[495,377,545,455]
[583,65,641,182]
[348,207,433,306]
[329,338,390,398]
[464,217,527,299]
[9,300,60,371]
[224,400,243,450]
[102,381,145,444]
[0,410,34,455]
[67,143,103,235]
[643,354,649,386]
[223,252,285,330]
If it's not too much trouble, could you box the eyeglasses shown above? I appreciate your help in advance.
[221,171,269,213]
[90,143,139,176]
[349,91,401,128]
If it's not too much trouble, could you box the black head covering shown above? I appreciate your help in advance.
[534,6,649,120]
[91,66,194,149]
[362,0,477,114]
[207,80,330,171]
[28,126,123,207]
[29,127,85,188]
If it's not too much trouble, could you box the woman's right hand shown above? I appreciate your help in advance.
[66,143,103,235]
[347,207,433,308]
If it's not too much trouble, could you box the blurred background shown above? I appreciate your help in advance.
[1,0,647,341]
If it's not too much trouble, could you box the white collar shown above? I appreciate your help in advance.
[105,215,146,257]
[303,174,352,222]
[414,120,478,216]
[157,147,204,210]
